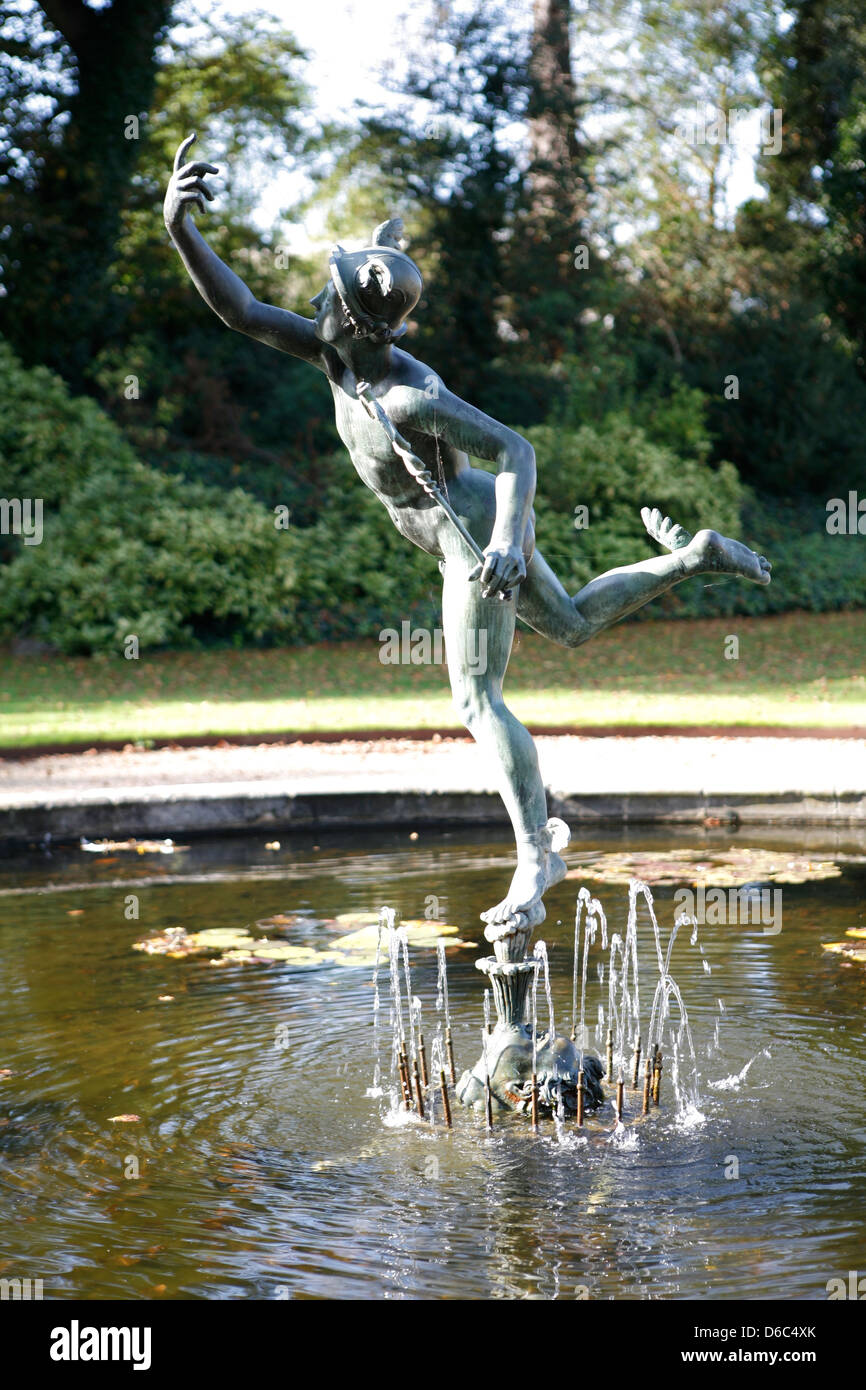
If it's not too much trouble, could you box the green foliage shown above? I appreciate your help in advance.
[524,412,744,600]
[277,458,443,644]
[0,461,297,654]
[0,340,295,653]
[0,0,174,383]
[695,302,866,496]
[0,340,138,507]
[3,336,863,657]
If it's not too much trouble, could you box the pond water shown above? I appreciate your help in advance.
[1,824,864,1301]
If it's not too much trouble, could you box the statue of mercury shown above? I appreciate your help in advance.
[165,133,771,944]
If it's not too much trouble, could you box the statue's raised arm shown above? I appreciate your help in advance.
[163,134,321,365]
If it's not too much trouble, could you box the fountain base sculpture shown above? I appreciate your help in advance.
[456,1017,605,1116]
[456,832,605,1116]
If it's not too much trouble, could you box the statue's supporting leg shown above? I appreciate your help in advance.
[440,553,560,932]
[441,550,545,838]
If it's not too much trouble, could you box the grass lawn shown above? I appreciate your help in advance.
[1,610,864,748]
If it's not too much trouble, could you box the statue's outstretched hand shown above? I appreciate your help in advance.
[470,543,526,600]
[164,133,219,234]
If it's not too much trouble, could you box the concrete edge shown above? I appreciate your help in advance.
[1,787,864,847]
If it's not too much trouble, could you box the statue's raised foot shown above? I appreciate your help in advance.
[689,528,772,585]
[642,505,771,585]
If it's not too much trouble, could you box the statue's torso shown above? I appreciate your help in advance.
[324,354,479,558]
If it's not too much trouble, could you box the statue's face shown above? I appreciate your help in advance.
[311,281,351,344]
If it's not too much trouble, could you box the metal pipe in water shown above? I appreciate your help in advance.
[439,1069,452,1129]
[652,1050,663,1106]
[445,1026,457,1086]
[413,1059,425,1118]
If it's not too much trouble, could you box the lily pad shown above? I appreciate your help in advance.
[565,847,843,888]
[822,942,866,964]
[82,837,186,855]
[133,915,474,970]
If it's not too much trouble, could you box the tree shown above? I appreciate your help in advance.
[0,0,173,384]
[87,8,334,503]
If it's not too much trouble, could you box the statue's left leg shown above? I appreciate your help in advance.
[440,550,567,935]
[518,513,771,649]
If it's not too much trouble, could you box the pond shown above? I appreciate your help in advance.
[1,824,864,1300]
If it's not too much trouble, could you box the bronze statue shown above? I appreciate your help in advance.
[165,134,771,949]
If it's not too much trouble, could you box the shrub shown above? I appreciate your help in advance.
[0,458,298,653]
[524,413,745,599]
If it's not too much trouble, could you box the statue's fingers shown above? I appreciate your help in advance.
[468,563,482,582]
[177,161,219,180]
[174,132,197,173]
[179,191,206,215]
[178,176,215,201]
[483,562,505,597]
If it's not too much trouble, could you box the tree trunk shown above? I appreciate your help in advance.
[0,0,172,385]
[527,0,586,227]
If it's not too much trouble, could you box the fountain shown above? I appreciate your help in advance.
[372,874,703,1130]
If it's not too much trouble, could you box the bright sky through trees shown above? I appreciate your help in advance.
[204,0,774,239]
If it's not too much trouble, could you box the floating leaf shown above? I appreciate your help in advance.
[565,847,844,888]
[822,942,866,963]
[81,838,186,855]
[107,1114,140,1123]
[133,915,474,970]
